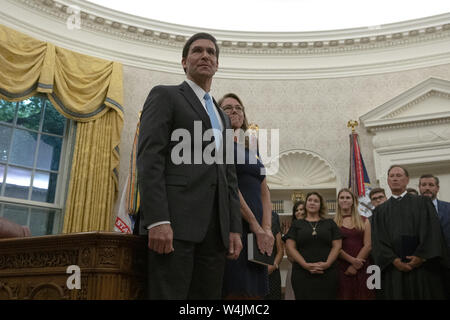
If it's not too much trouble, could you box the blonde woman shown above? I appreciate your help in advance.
[334,188,374,300]
[285,192,342,299]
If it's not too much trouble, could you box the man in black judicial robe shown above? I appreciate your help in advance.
[371,165,449,299]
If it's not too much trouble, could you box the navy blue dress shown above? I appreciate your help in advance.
[222,143,269,297]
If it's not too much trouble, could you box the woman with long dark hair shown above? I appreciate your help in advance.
[285,192,342,299]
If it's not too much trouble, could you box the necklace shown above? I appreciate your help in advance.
[308,220,320,236]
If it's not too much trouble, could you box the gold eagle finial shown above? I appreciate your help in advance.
[347,120,358,132]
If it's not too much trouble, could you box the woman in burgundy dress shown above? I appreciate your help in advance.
[334,188,375,300]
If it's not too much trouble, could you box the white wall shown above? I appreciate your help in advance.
[117,63,450,207]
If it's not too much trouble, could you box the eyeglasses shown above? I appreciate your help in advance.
[222,105,244,113]
[371,195,386,201]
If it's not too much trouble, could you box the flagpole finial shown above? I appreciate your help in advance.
[347,120,359,132]
[248,123,259,131]
[291,191,305,203]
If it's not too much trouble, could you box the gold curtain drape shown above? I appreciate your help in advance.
[0,24,124,232]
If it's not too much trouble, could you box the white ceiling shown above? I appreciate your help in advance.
[85,0,450,32]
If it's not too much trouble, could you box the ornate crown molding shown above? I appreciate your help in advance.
[2,0,450,79]
[20,0,450,54]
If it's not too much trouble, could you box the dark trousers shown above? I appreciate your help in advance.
[265,269,281,300]
[445,267,450,299]
[147,208,226,300]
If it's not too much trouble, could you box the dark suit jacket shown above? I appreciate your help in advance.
[437,200,450,249]
[137,81,242,248]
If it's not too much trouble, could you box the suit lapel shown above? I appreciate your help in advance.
[179,81,212,129]
[437,200,443,218]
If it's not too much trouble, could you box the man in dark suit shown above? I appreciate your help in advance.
[137,33,242,299]
[419,174,450,298]
[418,174,450,248]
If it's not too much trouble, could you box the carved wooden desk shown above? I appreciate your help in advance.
[0,232,147,300]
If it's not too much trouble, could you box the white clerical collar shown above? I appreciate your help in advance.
[391,190,407,199]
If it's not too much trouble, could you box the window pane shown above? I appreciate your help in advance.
[43,101,66,136]
[10,129,37,167]
[0,125,12,162]
[37,135,63,171]
[30,207,56,236]
[3,203,28,226]
[0,164,4,191]
[4,166,32,200]
[31,171,57,203]
[16,97,42,131]
[0,100,16,124]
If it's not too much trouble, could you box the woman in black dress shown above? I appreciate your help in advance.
[219,93,274,299]
[283,200,305,300]
[285,192,342,300]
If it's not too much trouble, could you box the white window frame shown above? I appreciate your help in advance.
[0,96,75,235]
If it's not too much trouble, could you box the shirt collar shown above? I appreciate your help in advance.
[185,79,207,104]
[432,198,438,208]
[391,190,407,199]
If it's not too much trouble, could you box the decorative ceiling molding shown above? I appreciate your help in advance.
[360,77,450,131]
[266,150,337,190]
[1,0,450,79]
[21,0,450,54]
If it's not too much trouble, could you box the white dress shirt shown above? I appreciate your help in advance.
[185,79,223,130]
[432,198,439,213]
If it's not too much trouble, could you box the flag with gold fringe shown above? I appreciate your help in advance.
[348,126,372,217]
[125,112,141,216]
[115,174,133,233]
[114,112,141,233]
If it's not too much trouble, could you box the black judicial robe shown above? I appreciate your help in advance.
[371,193,449,299]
